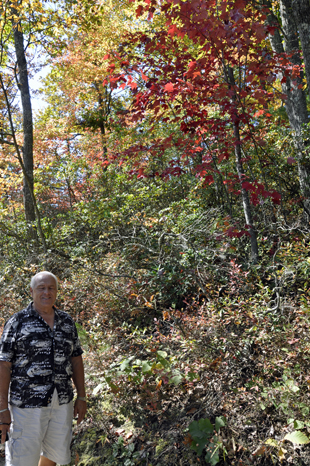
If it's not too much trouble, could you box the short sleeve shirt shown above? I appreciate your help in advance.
[0,303,83,408]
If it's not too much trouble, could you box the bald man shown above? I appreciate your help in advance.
[0,271,86,466]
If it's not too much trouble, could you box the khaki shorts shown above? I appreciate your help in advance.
[5,389,73,466]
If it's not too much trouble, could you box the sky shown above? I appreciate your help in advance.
[29,48,50,115]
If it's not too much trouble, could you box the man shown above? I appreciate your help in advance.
[0,271,87,466]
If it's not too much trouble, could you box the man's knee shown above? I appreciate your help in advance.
[38,456,56,466]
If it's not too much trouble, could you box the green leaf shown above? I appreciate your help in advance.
[294,420,305,430]
[189,418,214,440]
[300,404,310,416]
[120,359,130,371]
[265,438,279,447]
[157,350,168,359]
[141,361,152,373]
[170,374,183,385]
[128,442,135,452]
[190,436,208,456]
[205,436,220,465]
[215,416,226,432]
[285,379,299,392]
[205,445,220,465]
[284,431,310,444]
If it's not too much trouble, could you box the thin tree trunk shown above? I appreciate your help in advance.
[234,121,259,264]
[94,82,108,162]
[226,67,259,264]
[11,6,36,222]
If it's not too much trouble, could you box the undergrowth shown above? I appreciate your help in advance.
[70,285,310,466]
[1,213,310,465]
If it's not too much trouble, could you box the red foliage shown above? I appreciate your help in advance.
[102,0,300,207]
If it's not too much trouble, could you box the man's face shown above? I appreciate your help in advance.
[30,274,57,312]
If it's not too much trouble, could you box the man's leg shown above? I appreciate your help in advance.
[5,405,49,466]
[41,392,73,465]
[38,456,56,466]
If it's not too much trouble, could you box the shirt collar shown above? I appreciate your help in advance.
[28,302,59,321]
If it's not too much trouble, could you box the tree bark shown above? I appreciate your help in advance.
[227,67,259,264]
[12,7,36,222]
[264,0,310,214]
[292,0,310,102]
[94,82,109,163]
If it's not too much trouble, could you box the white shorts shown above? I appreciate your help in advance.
[5,389,73,466]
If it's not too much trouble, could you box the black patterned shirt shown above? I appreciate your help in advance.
[0,303,83,408]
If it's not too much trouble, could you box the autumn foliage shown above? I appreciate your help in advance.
[1,0,310,464]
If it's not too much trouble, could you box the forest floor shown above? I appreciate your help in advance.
[0,286,309,465]
[68,294,310,466]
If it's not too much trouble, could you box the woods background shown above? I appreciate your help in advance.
[1,0,310,465]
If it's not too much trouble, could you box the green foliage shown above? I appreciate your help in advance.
[284,431,310,445]
[103,349,192,393]
[188,416,227,464]
[110,437,140,465]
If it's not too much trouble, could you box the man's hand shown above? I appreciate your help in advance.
[0,361,12,443]
[0,409,11,443]
[74,398,87,425]
[71,355,86,425]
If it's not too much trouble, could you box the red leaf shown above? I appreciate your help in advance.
[270,191,281,204]
[251,193,259,206]
[287,157,296,165]
[168,24,179,36]
[136,5,143,17]
[165,83,174,92]
[141,71,148,82]
[202,175,214,186]
[254,109,264,117]
[242,181,253,191]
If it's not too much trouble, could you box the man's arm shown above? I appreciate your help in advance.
[0,361,11,443]
[71,355,86,424]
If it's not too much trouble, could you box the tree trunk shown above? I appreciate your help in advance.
[292,0,310,102]
[264,0,310,214]
[94,82,109,162]
[227,67,259,264]
[12,8,36,222]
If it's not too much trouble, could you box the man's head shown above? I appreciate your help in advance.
[30,271,58,290]
[30,271,58,312]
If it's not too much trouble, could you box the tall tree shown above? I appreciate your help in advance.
[11,4,35,222]
[102,0,292,263]
[0,0,64,249]
[263,0,310,215]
